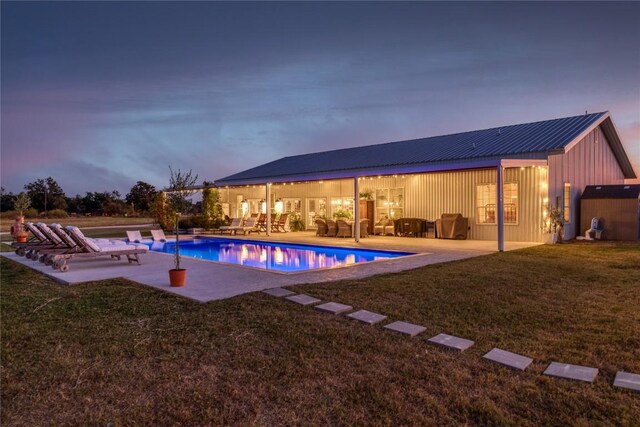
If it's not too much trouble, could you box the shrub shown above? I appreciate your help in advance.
[0,209,38,219]
[289,212,305,232]
[46,209,68,219]
[152,193,176,231]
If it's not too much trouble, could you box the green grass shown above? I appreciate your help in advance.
[1,242,639,425]
[0,216,156,233]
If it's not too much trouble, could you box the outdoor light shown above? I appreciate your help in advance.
[241,199,248,216]
[275,198,284,214]
[260,199,266,214]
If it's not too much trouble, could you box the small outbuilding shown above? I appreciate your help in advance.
[580,185,640,241]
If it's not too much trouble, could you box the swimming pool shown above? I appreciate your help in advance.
[149,238,414,273]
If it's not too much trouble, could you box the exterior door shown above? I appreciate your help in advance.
[306,198,327,229]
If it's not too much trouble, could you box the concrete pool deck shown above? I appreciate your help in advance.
[1,233,540,302]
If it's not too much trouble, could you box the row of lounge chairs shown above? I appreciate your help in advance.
[315,219,369,238]
[214,213,289,235]
[11,222,148,272]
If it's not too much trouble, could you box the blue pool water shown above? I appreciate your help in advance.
[148,238,414,273]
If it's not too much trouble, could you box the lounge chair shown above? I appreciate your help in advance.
[254,214,266,233]
[271,213,289,233]
[127,230,143,242]
[230,216,259,235]
[325,219,338,237]
[151,229,167,242]
[315,219,328,236]
[47,226,148,272]
[336,220,352,238]
[216,218,242,234]
[12,222,51,256]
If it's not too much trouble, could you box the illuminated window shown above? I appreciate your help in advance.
[476,183,518,224]
[563,183,571,223]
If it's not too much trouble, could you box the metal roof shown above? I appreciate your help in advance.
[581,185,640,199]
[215,111,635,185]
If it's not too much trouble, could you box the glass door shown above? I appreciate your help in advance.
[306,198,327,229]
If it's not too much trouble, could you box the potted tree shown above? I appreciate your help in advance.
[165,167,198,287]
[544,205,564,244]
[11,194,31,243]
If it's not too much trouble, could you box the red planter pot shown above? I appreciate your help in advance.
[169,269,187,287]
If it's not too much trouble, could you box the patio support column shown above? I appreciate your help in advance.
[497,164,504,252]
[354,177,360,242]
[266,182,271,236]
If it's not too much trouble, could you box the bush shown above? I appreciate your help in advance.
[46,209,68,219]
[0,209,38,219]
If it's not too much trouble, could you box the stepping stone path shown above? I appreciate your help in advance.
[543,362,598,383]
[285,294,321,306]
[314,302,353,315]
[262,287,295,297]
[428,333,475,351]
[347,310,388,325]
[613,371,640,392]
[383,321,426,337]
[483,348,533,371]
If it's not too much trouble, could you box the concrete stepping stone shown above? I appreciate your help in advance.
[285,294,321,306]
[262,287,295,297]
[427,333,474,351]
[314,302,353,315]
[543,362,598,383]
[483,348,533,371]
[613,371,640,392]
[383,321,426,337]
[347,310,387,325]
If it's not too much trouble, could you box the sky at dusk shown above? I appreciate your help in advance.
[2,1,639,196]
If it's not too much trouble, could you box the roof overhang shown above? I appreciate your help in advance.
[562,112,636,179]
[213,158,548,187]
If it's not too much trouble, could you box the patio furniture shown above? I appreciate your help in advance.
[315,219,328,236]
[126,230,152,243]
[231,216,258,235]
[151,229,167,242]
[272,213,289,232]
[373,218,394,235]
[359,219,369,238]
[325,219,338,237]
[255,214,266,233]
[46,226,148,272]
[435,213,469,239]
[336,220,352,238]
[394,218,428,237]
[216,218,242,234]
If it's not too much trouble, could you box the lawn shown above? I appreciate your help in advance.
[0,216,156,233]
[1,242,639,425]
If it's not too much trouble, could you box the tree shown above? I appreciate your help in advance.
[125,181,158,213]
[24,177,67,213]
[165,167,198,214]
[1,187,17,212]
[13,193,31,217]
[202,186,224,229]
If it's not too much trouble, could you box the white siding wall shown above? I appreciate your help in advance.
[221,166,546,242]
[548,126,626,239]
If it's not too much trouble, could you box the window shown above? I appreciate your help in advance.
[563,183,571,223]
[476,183,518,224]
[330,197,354,218]
[375,188,404,221]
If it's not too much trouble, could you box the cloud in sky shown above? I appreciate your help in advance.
[2,1,639,195]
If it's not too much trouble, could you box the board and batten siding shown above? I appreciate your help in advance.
[221,166,546,242]
[548,126,626,239]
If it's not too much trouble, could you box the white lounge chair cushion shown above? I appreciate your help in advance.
[127,231,144,242]
[151,230,167,241]
[46,224,69,245]
[26,223,47,241]
[94,242,145,252]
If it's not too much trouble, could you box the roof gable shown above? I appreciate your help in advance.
[216,112,635,185]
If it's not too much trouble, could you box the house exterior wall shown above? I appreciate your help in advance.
[548,126,626,239]
[220,165,546,242]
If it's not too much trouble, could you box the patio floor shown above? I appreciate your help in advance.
[1,233,540,302]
